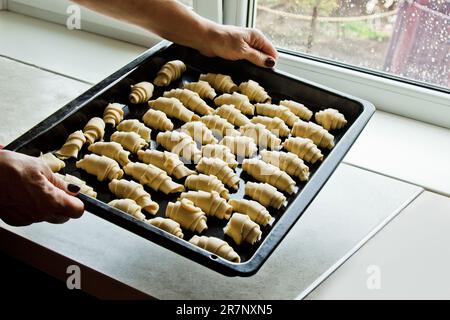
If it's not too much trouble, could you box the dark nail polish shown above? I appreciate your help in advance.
[265,57,275,68]
[68,184,81,193]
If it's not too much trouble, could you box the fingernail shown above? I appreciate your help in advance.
[68,184,81,193]
[265,57,275,68]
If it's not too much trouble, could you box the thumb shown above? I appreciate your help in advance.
[243,47,275,68]
[50,172,81,196]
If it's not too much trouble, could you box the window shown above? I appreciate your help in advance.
[254,0,449,91]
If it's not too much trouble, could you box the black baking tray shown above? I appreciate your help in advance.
[5,41,375,276]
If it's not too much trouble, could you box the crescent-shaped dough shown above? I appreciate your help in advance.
[148,97,199,123]
[137,149,196,179]
[214,104,250,127]
[117,119,152,142]
[153,60,186,87]
[183,80,216,100]
[242,158,296,194]
[165,199,207,233]
[283,137,323,164]
[315,108,347,130]
[180,121,217,145]
[39,152,65,172]
[228,199,272,226]
[142,109,174,131]
[200,115,240,137]
[240,123,281,150]
[83,117,105,145]
[108,199,146,221]
[189,235,240,263]
[163,88,214,115]
[201,144,238,169]
[76,154,123,181]
[214,92,254,116]
[88,141,131,166]
[103,103,124,127]
[199,73,238,93]
[156,131,201,163]
[224,213,262,245]
[147,217,184,238]
[291,120,334,149]
[110,131,148,154]
[279,100,313,121]
[255,103,299,127]
[55,173,97,198]
[250,116,290,137]
[260,150,310,182]
[185,174,230,200]
[123,162,184,194]
[129,81,154,104]
[196,157,240,190]
[245,182,285,209]
[238,80,271,103]
[179,190,232,220]
[219,135,257,158]
[55,130,86,160]
[109,179,159,214]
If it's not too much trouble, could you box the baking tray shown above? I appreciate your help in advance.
[5,41,375,276]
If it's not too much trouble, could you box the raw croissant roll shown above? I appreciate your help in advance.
[245,182,286,209]
[219,136,257,158]
[251,116,290,137]
[147,217,183,238]
[123,162,184,194]
[199,73,238,93]
[260,150,309,181]
[148,97,199,123]
[228,199,272,226]
[242,158,296,194]
[238,80,271,103]
[279,100,313,121]
[240,123,281,150]
[214,104,250,127]
[137,149,196,179]
[55,173,97,198]
[108,199,146,221]
[117,119,152,142]
[153,60,186,87]
[39,152,65,172]
[183,80,216,100]
[165,199,207,233]
[179,190,232,220]
[201,144,238,169]
[156,131,201,163]
[255,103,299,127]
[109,179,159,214]
[224,213,262,245]
[189,235,240,263]
[88,142,130,166]
[163,88,214,115]
[55,130,86,159]
[200,115,240,137]
[315,108,347,130]
[76,154,123,181]
[83,117,105,145]
[283,137,323,164]
[110,131,148,153]
[214,92,254,115]
[291,120,335,149]
[185,174,230,200]
[142,109,174,131]
[180,121,217,145]
[129,81,154,104]
[196,158,240,190]
[103,103,124,127]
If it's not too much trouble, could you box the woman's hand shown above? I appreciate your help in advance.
[0,150,84,226]
[199,25,278,68]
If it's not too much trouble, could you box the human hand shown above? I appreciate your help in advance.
[0,150,84,226]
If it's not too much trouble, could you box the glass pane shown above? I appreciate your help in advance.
[255,0,449,89]
[178,0,194,7]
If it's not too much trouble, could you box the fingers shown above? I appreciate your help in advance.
[249,29,278,59]
[243,46,274,69]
